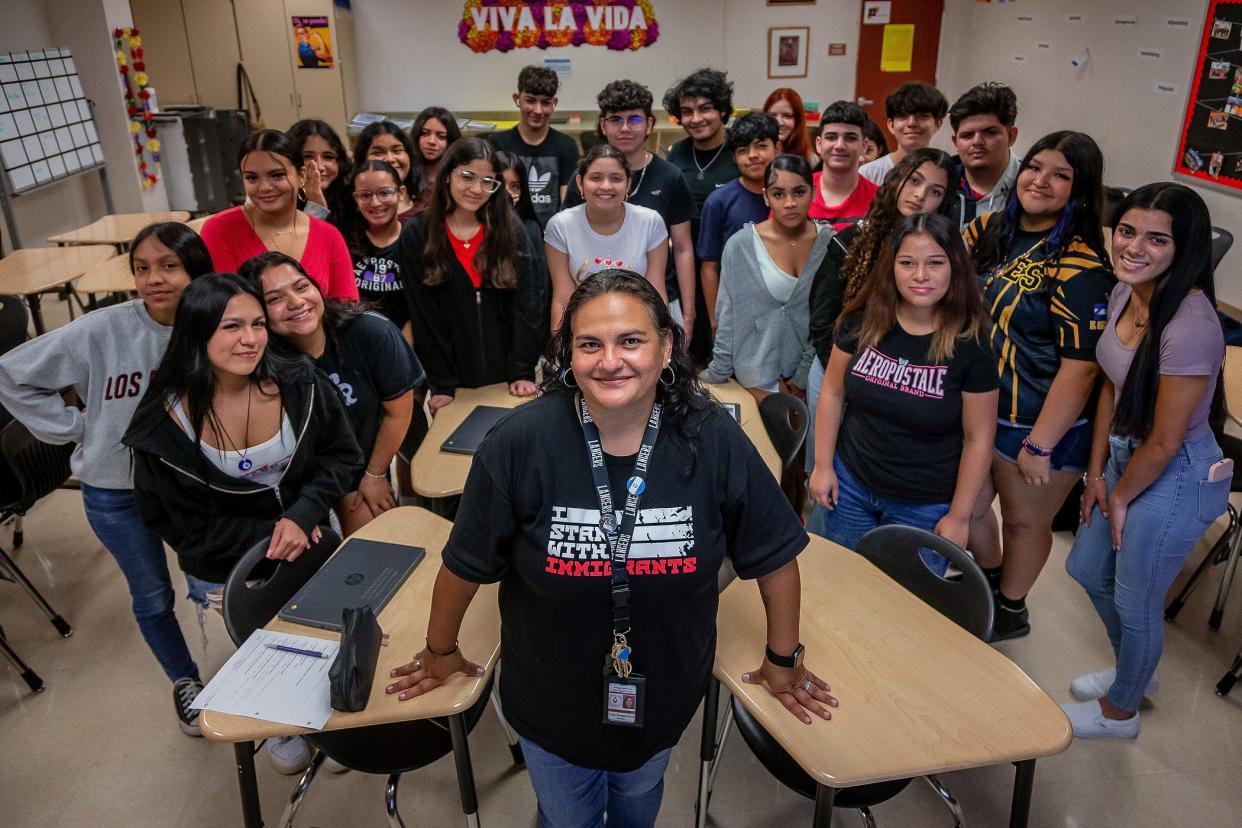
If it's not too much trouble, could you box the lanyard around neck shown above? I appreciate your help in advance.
[577,395,661,637]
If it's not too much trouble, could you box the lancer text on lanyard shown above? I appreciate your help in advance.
[578,394,661,728]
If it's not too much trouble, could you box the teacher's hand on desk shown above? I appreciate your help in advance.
[742,658,838,725]
[386,645,485,701]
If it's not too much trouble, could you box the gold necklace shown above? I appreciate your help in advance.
[247,205,299,254]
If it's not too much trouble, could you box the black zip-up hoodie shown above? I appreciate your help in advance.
[399,214,546,396]
[123,360,363,582]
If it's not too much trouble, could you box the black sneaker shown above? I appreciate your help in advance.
[174,676,204,737]
[990,602,1031,642]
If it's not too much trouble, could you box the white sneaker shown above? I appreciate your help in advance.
[1061,700,1139,740]
[1069,667,1159,701]
[267,736,312,774]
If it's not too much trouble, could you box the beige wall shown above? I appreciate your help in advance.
[936,0,1242,305]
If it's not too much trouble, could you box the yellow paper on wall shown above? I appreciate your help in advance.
[880,24,915,72]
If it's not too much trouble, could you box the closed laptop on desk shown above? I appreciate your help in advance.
[440,405,514,455]
[279,539,424,631]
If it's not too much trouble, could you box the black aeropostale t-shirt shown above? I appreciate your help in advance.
[487,127,580,229]
[315,311,424,464]
[353,236,408,330]
[836,317,998,503]
[443,393,806,772]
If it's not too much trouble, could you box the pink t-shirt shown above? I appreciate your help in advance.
[1096,282,1223,438]
[200,206,359,301]
[808,172,878,231]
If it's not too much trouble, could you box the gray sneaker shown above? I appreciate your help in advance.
[173,676,204,737]
[1070,667,1159,701]
[268,735,312,774]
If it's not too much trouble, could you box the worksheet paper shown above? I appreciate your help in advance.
[191,629,339,729]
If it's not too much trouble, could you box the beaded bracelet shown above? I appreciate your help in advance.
[1020,436,1053,457]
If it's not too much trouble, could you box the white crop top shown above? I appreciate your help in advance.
[171,398,296,487]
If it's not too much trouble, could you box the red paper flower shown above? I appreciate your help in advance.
[113,28,123,38]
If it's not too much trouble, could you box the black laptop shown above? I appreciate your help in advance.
[278,539,424,631]
[440,405,514,455]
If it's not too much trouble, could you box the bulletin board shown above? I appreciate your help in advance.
[0,48,104,195]
[1175,1,1242,195]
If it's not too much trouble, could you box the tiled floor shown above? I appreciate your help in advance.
[1,301,1241,826]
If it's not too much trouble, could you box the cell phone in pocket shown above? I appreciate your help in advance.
[1207,458,1234,482]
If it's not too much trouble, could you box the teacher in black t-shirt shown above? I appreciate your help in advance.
[810,213,998,574]
[386,270,835,827]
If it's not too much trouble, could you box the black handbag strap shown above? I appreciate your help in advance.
[236,63,262,127]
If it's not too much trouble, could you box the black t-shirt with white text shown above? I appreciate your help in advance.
[353,236,408,330]
[564,154,694,300]
[487,127,580,229]
[315,311,424,469]
[835,316,998,503]
[443,393,806,771]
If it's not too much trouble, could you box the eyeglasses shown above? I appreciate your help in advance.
[603,114,648,129]
[455,169,503,194]
[353,187,399,203]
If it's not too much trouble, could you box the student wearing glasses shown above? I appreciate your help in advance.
[343,160,411,333]
[564,80,697,334]
[398,138,545,416]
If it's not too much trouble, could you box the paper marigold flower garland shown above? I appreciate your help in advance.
[114,27,160,188]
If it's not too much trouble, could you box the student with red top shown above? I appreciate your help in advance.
[398,138,545,416]
[808,101,878,231]
[201,130,358,301]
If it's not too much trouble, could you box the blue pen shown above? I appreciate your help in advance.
[266,643,329,659]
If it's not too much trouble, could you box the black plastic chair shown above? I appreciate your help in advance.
[1212,226,1233,272]
[222,532,494,828]
[1104,186,1132,224]
[0,294,29,357]
[1166,432,1242,630]
[758,392,809,472]
[0,420,76,694]
[720,527,992,827]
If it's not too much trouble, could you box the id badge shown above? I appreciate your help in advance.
[602,674,646,728]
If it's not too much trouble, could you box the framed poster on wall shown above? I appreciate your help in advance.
[1175,0,1242,195]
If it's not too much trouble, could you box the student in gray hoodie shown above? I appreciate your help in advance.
[0,222,211,736]
[945,82,1022,230]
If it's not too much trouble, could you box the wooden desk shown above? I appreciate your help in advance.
[699,534,1071,826]
[1223,346,1242,427]
[410,380,782,499]
[184,215,210,234]
[200,507,501,827]
[46,211,191,249]
[0,245,114,333]
[74,254,134,296]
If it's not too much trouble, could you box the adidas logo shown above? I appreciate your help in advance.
[528,168,552,194]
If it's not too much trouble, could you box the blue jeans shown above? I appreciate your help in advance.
[1066,431,1229,711]
[519,737,671,828]
[80,484,198,683]
[817,454,953,575]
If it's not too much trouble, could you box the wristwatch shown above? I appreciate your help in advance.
[765,643,804,670]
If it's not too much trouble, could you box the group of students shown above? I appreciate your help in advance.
[0,61,1231,826]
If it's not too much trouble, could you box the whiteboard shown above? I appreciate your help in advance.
[0,48,104,194]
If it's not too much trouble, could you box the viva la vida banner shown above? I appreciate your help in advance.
[459,1,659,53]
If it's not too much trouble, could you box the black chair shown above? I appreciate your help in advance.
[1212,226,1233,272]
[758,392,809,472]
[222,532,495,828]
[0,420,76,694]
[711,527,991,827]
[0,294,29,357]
[1104,186,1132,224]
[1166,434,1242,631]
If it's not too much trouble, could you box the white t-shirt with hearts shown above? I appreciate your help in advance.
[544,202,668,283]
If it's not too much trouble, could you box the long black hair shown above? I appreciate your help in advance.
[127,273,290,448]
[411,107,462,164]
[287,118,351,221]
[422,137,520,288]
[353,121,422,210]
[970,130,1106,276]
[493,150,539,225]
[541,269,714,465]
[1112,183,1222,439]
[130,221,213,279]
[340,159,404,260]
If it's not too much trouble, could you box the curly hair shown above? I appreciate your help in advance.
[517,65,558,97]
[840,147,956,300]
[662,68,734,125]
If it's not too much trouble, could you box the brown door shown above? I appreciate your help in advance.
[853,0,945,151]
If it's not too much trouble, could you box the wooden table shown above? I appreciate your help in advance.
[0,245,115,333]
[698,534,1072,827]
[200,507,501,827]
[409,380,782,499]
[1223,346,1242,427]
[74,254,134,297]
[46,211,191,250]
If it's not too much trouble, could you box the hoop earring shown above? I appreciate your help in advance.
[299,185,307,201]
[660,364,676,387]
[560,367,578,388]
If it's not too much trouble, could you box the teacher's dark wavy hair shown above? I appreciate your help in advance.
[1111,183,1223,439]
[541,269,715,464]
[127,273,291,451]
